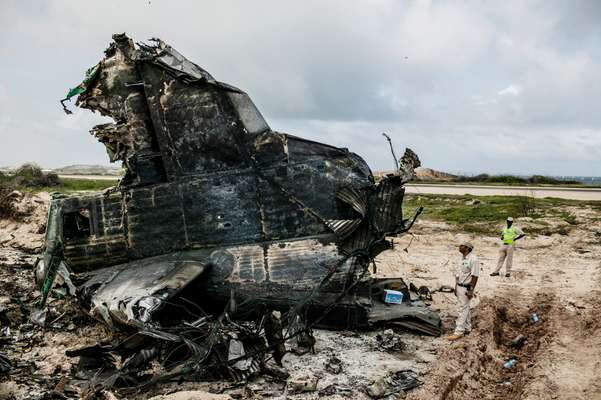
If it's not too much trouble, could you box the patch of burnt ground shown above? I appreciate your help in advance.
[408,293,555,400]
[0,250,113,399]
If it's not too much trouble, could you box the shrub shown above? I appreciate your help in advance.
[0,183,19,219]
[560,212,578,225]
[454,174,582,185]
[517,194,536,217]
[528,175,580,185]
[12,163,60,187]
[486,175,527,184]
[456,174,490,182]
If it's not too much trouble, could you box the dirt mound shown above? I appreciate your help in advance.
[415,168,457,182]
[0,191,49,253]
[53,164,121,176]
[406,285,601,400]
[408,294,553,400]
[374,168,456,182]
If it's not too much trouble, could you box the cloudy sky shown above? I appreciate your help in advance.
[1,1,600,176]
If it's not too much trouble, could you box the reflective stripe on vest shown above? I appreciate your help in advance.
[502,227,518,244]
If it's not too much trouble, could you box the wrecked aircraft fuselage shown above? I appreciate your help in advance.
[38,34,439,343]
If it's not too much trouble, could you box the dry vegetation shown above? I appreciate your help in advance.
[0,164,115,220]
[0,164,59,220]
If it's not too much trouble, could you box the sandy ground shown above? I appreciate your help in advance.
[376,212,601,400]
[406,184,601,201]
[1,193,600,399]
[0,191,49,253]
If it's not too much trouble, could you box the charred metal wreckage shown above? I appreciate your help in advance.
[36,34,439,390]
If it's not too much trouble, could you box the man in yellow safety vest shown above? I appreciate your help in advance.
[490,217,525,277]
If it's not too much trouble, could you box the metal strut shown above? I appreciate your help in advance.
[382,133,399,172]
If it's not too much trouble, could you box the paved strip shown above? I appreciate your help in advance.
[58,174,120,181]
[405,184,601,201]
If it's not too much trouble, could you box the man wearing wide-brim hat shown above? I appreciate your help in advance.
[448,241,480,341]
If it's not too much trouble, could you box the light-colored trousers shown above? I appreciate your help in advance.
[455,286,472,334]
[494,244,514,273]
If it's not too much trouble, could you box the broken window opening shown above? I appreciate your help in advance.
[218,221,233,230]
[63,208,92,240]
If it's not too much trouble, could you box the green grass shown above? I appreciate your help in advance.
[404,193,601,235]
[1,174,116,194]
[405,194,534,223]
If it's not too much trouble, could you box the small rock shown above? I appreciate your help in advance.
[325,355,343,374]
[7,191,23,200]
[367,377,389,398]
[262,362,289,380]
[511,334,527,349]
[148,391,233,400]
[287,376,319,393]
[376,329,406,352]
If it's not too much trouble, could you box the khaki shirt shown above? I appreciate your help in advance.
[456,252,479,285]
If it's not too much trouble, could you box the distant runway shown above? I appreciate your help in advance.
[405,184,601,201]
[58,174,120,181]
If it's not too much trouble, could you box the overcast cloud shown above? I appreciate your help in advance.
[1,0,600,175]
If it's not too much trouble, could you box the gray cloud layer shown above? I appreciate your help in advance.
[1,0,600,175]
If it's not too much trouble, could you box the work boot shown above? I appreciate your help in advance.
[505,273,511,277]
[490,272,499,276]
[447,333,464,341]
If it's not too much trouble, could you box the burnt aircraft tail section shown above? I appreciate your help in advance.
[38,33,439,389]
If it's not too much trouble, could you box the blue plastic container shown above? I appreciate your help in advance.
[383,289,404,304]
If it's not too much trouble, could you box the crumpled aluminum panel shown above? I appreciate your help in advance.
[79,251,209,327]
[139,38,217,84]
